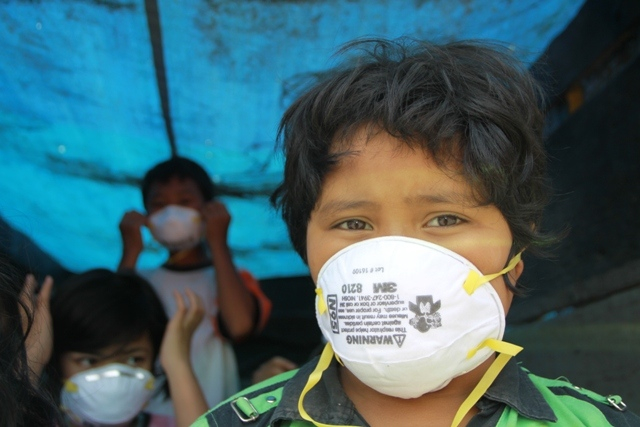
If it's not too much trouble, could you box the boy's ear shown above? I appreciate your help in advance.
[509,258,525,284]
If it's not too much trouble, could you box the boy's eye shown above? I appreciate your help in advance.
[147,201,166,212]
[78,357,98,367]
[126,356,147,367]
[426,215,463,227]
[336,219,372,230]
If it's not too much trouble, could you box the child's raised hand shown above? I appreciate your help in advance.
[118,210,147,268]
[201,200,231,246]
[159,290,209,427]
[21,274,54,382]
[159,289,204,371]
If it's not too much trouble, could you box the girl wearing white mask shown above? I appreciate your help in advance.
[45,269,208,427]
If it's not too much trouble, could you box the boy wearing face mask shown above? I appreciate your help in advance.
[118,157,271,424]
[191,39,640,427]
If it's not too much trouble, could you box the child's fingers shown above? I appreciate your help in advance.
[21,274,37,308]
[32,275,53,332]
[24,273,36,290]
[19,275,38,331]
[172,289,186,316]
[185,288,203,311]
[183,288,205,325]
[37,276,54,310]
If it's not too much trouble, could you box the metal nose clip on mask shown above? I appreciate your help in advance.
[301,236,523,427]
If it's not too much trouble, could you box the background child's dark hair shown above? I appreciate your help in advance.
[0,257,62,427]
[47,269,168,388]
[141,156,216,208]
[271,38,554,270]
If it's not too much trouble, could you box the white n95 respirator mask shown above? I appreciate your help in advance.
[148,205,204,251]
[313,236,522,400]
[60,363,155,426]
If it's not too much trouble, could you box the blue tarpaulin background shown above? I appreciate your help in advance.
[0,0,586,279]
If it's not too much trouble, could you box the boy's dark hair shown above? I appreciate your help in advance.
[141,156,216,208]
[271,38,552,264]
[0,258,63,427]
[47,269,168,387]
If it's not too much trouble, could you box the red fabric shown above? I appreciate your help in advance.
[211,269,272,341]
[239,269,272,332]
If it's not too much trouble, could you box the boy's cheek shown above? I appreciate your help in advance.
[305,225,343,282]
[489,278,515,314]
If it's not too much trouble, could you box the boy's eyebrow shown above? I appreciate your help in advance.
[121,347,148,353]
[315,200,378,217]
[406,191,478,207]
[70,351,100,358]
[315,191,478,217]
[88,345,151,360]
[145,192,164,201]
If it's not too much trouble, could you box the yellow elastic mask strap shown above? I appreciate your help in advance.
[450,339,523,427]
[64,380,79,393]
[298,343,358,427]
[463,252,522,295]
[316,287,327,314]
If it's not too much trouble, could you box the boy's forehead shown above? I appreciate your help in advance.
[146,176,201,198]
[329,128,463,175]
[95,334,154,358]
[330,126,463,164]
[322,129,484,207]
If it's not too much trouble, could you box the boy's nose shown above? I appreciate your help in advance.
[94,357,124,368]
[377,224,422,241]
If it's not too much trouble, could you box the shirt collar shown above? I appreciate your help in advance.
[269,357,556,425]
[271,356,365,426]
[479,359,557,422]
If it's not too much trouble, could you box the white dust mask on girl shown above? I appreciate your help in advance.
[302,236,523,427]
[61,363,155,426]
[148,205,204,251]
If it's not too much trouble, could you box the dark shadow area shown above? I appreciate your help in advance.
[506,0,640,410]
[510,0,640,323]
[233,275,322,388]
[0,214,71,285]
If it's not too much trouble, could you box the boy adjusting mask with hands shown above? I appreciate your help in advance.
[118,157,271,423]
[191,39,640,427]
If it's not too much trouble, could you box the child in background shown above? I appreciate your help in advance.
[192,38,640,426]
[118,156,271,421]
[46,268,207,427]
[0,259,61,427]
